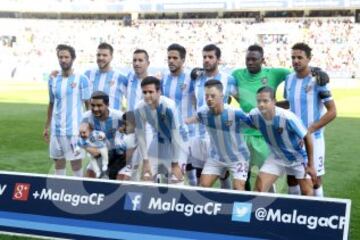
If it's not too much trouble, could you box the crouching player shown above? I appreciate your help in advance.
[115,111,138,181]
[249,86,316,195]
[77,122,108,178]
[186,80,250,190]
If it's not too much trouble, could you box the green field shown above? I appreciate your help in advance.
[0,82,359,239]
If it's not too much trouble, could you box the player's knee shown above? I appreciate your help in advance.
[301,187,313,196]
[233,180,245,191]
[287,175,298,186]
[255,177,265,192]
[199,176,211,188]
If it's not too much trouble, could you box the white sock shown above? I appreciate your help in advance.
[314,186,324,197]
[55,169,66,176]
[220,177,232,189]
[186,170,198,186]
[72,169,83,177]
[288,185,301,195]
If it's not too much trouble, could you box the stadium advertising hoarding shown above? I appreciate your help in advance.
[0,171,351,240]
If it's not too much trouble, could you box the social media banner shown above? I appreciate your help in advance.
[0,171,351,240]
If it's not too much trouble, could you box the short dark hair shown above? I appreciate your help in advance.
[91,91,109,105]
[56,44,76,59]
[133,49,149,61]
[167,43,186,59]
[203,44,221,59]
[257,86,275,100]
[141,76,161,90]
[98,42,113,55]
[204,79,223,92]
[122,111,135,125]
[247,44,264,57]
[292,42,312,58]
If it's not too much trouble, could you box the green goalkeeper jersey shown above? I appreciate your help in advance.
[232,67,290,136]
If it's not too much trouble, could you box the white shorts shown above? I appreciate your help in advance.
[260,154,309,180]
[188,137,210,169]
[202,158,249,181]
[313,134,325,176]
[50,135,84,161]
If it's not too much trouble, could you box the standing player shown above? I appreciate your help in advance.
[161,43,196,185]
[81,91,124,179]
[43,44,90,177]
[125,49,150,111]
[84,42,127,111]
[232,45,290,191]
[280,43,337,197]
[249,87,316,196]
[186,80,250,190]
[134,76,184,184]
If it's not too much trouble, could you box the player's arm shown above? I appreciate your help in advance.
[303,132,316,184]
[84,146,102,157]
[276,100,289,109]
[308,100,336,134]
[43,102,53,143]
[184,115,199,124]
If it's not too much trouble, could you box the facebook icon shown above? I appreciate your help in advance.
[124,192,143,211]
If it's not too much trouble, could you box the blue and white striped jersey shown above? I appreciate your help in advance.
[197,104,250,163]
[77,130,107,149]
[81,108,123,150]
[194,71,237,138]
[134,96,185,159]
[161,69,196,138]
[84,68,127,110]
[114,132,137,154]
[249,107,308,163]
[48,72,90,137]
[284,73,333,138]
[124,71,143,111]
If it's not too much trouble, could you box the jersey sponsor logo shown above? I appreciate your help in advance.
[124,192,143,211]
[12,183,31,201]
[225,120,233,127]
[32,188,105,207]
[148,197,222,217]
[0,184,7,196]
[261,77,268,85]
[231,202,252,222]
[254,207,346,230]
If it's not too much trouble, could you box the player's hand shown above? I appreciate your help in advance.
[305,165,317,185]
[171,162,184,183]
[190,67,204,80]
[141,160,153,181]
[43,128,50,143]
[308,124,317,134]
[50,70,59,78]
[310,67,329,86]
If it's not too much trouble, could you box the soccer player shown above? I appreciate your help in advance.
[249,87,316,196]
[186,80,250,190]
[77,122,108,178]
[81,91,124,180]
[125,49,150,111]
[84,42,127,111]
[161,43,196,185]
[43,44,90,177]
[134,76,184,184]
[191,44,237,189]
[280,43,337,197]
[232,44,290,191]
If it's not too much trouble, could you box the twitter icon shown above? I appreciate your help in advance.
[231,202,252,222]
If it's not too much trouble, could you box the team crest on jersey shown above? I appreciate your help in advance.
[225,120,233,127]
[180,84,187,90]
[305,83,313,92]
[71,82,77,88]
[277,127,283,134]
[261,77,268,85]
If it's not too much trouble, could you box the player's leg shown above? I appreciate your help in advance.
[200,158,224,188]
[99,147,109,173]
[117,163,133,181]
[64,136,84,177]
[286,163,313,196]
[287,175,301,195]
[219,170,232,189]
[186,138,207,186]
[255,155,283,192]
[313,136,325,197]
[108,149,126,180]
[49,135,66,175]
